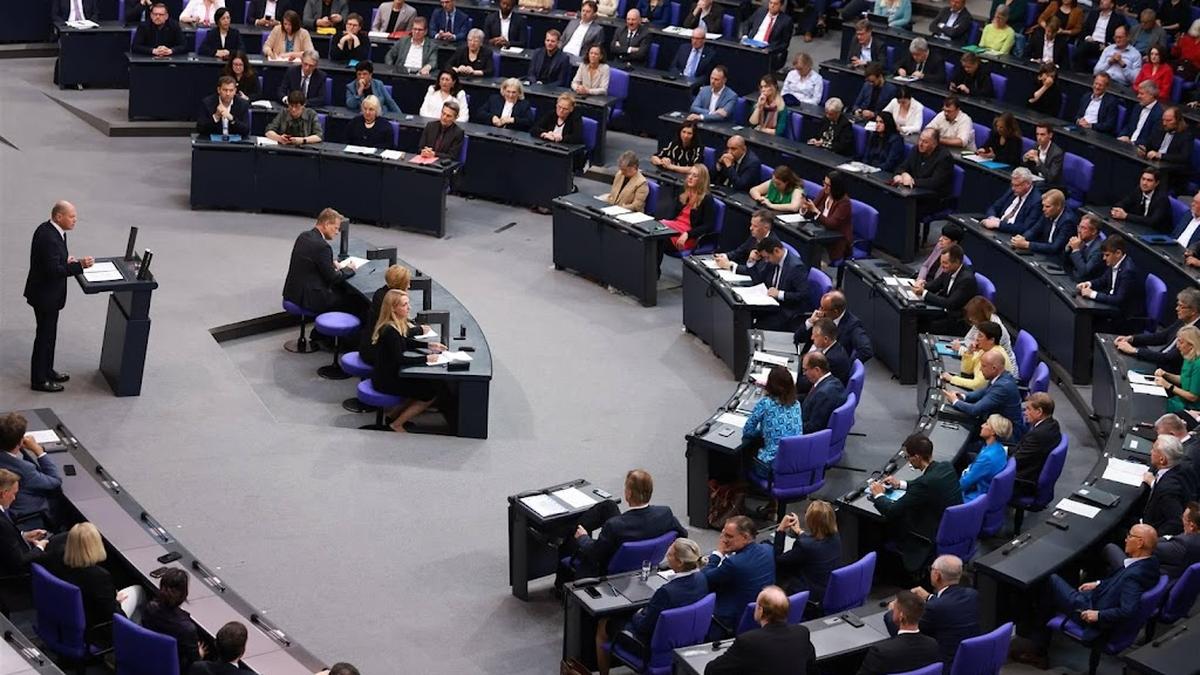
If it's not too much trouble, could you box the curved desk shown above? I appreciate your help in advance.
[681,257,789,377]
[1080,206,1200,299]
[0,611,67,674]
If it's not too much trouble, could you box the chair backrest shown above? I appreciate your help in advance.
[194,28,208,52]
[1013,329,1038,386]
[802,179,822,199]
[1021,136,1036,155]
[1029,361,1050,395]
[894,666,943,675]
[1105,575,1170,654]
[668,1,681,25]
[1030,433,1069,508]
[975,273,995,302]
[648,42,660,68]
[973,122,990,150]
[948,622,1014,675]
[849,199,878,259]
[1171,197,1190,232]
[936,495,988,561]
[944,61,955,83]
[921,104,936,128]
[1145,273,1167,328]
[807,267,833,310]
[826,393,857,467]
[1191,139,1200,191]
[31,564,87,659]
[847,359,865,402]
[990,73,1007,102]
[851,124,867,158]
[458,134,469,165]
[732,97,751,125]
[645,178,660,217]
[735,590,811,634]
[648,593,716,671]
[710,197,726,235]
[388,119,400,148]
[1172,75,1186,103]
[822,551,876,615]
[968,20,982,44]
[789,111,804,142]
[1161,562,1200,623]
[316,113,327,134]
[608,66,629,100]
[821,78,830,104]
[772,429,831,500]
[114,613,180,675]
[951,164,964,199]
[607,531,678,574]
[980,458,1016,537]
[760,163,774,184]
[581,116,598,157]
[721,12,735,38]
[492,50,502,75]
[702,146,716,170]
[324,78,332,105]
[1063,153,1093,206]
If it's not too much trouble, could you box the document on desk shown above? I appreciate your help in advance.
[1055,498,1100,519]
[501,46,525,54]
[254,136,278,147]
[600,205,630,216]
[337,256,369,271]
[519,494,567,518]
[616,212,655,224]
[776,213,809,224]
[380,150,405,161]
[732,284,779,306]
[753,351,791,367]
[342,145,378,155]
[592,193,609,202]
[368,30,390,39]
[837,161,881,174]
[1102,457,1149,487]
[700,256,721,269]
[26,430,59,445]
[413,328,438,341]
[83,262,123,282]
[715,269,752,283]
[66,19,99,28]
[715,412,747,428]
[1130,383,1168,397]
[551,487,596,509]
[409,154,438,165]
[432,351,473,365]
[1127,370,1157,386]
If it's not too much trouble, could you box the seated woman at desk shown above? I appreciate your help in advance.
[1158,326,1200,414]
[197,7,242,59]
[532,93,585,172]
[637,0,672,26]
[420,70,470,121]
[742,365,803,482]
[43,523,139,643]
[960,414,1011,502]
[800,171,852,262]
[371,290,448,432]
[180,0,222,26]
[361,264,413,360]
[263,10,313,61]
[749,165,802,212]
[749,74,788,136]
[593,538,708,675]
[979,6,1016,55]
[572,45,610,98]
[954,296,1017,364]
[449,29,495,78]
[941,321,1013,390]
[345,95,394,149]
[861,111,905,172]
[1134,45,1173,103]
[974,112,1023,166]
[223,52,259,100]
[873,0,911,28]
[659,164,714,258]
[881,86,924,136]
[773,500,841,603]
[330,13,370,62]
[141,569,201,672]
[1026,62,1063,117]
[477,78,534,131]
[782,52,823,106]
[650,120,702,175]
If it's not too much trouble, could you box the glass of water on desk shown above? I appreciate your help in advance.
[641,560,653,581]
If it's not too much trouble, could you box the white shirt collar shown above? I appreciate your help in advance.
[51,222,66,238]
[1124,555,1150,567]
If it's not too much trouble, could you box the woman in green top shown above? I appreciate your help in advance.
[979,6,1016,55]
[1158,326,1200,413]
[749,165,803,212]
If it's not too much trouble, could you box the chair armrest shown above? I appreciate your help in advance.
[710,615,734,638]
[12,512,46,527]
[613,628,650,659]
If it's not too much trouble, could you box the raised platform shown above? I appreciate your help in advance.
[45,90,193,137]
[0,42,57,59]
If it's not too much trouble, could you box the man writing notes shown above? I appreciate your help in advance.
[282,208,359,315]
[25,201,94,392]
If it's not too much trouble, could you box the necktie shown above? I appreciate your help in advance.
[915,59,924,74]
[1143,194,1151,217]
[1159,133,1173,154]
[1001,195,1022,223]
[947,271,956,294]
[301,75,309,96]
[763,13,775,41]
[772,264,781,288]
[685,49,699,77]
[1110,266,1118,293]
[447,12,453,32]
[1048,216,1059,242]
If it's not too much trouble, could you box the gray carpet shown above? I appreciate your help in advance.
[0,26,1112,674]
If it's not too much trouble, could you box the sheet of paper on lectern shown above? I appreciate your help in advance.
[551,487,596,509]
[519,494,566,517]
[83,262,122,282]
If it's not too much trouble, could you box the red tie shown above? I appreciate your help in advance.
[764,14,775,40]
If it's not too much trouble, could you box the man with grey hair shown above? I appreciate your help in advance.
[894,37,944,84]
[806,97,853,155]
[277,49,328,107]
[605,151,648,212]
[884,555,981,665]
[418,101,464,160]
[1116,289,1200,369]
[1140,434,1197,536]
[1117,80,1162,146]
[706,585,816,674]
[981,167,1041,234]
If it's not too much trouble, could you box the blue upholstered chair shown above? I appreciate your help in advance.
[356,379,403,431]
[818,551,876,616]
[607,592,716,675]
[282,299,319,353]
[934,493,988,561]
[1047,575,1169,675]
[1013,329,1038,388]
[826,393,856,467]
[1147,562,1200,638]
[607,532,678,574]
[1011,432,1069,533]
[1028,361,1050,396]
[32,564,110,672]
[948,621,1013,675]
[748,429,831,519]
[113,613,179,675]
[980,458,1016,537]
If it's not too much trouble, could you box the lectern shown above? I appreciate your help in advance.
[74,255,158,396]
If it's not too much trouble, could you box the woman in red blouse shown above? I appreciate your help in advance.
[801,171,852,262]
[1134,44,1174,102]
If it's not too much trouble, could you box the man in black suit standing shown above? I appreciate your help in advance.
[277,50,328,107]
[610,8,651,64]
[856,591,941,675]
[706,586,816,675]
[282,208,359,315]
[912,244,977,335]
[1139,435,1196,536]
[797,319,850,398]
[0,470,48,576]
[798,290,874,363]
[417,101,465,161]
[753,237,811,332]
[1012,393,1062,498]
[25,201,93,392]
[801,351,847,434]
[885,555,981,665]
[1115,288,1200,370]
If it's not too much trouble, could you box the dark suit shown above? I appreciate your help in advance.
[670,43,716,78]
[281,228,355,313]
[852,81,898,115]
[1143,467,1196,536]
[1027,29,1069,67]
[0,511,42,575]
[856,632,942,675]
[1119,102,1162,145]
[802,374,847,434]
[1022,209,1078,256]
[929,7,972,43]
[1013,418,1062,498]
[742,7,792,51]
[197,27,243,57]
[1155,531,1200,580]
[142,601,200,672]
[196,94,250,136]
[1048,556,1160,640]
[846,39,885,65]
[277,65,328,107]
[0,452,61,528]
[53,0,99,22]
[628,572,709,640]
[1065,236,1104,282]
[574,504,687,576]
[417,119,464,160]
[1146,127,1195,193]
[531,109,584,145]
[1021,141,1065,187]
[682,3,724,33]
[130,19,187,54]
[1076,92,1119,135]
[949,64,993,98]
[885,585,981,664]
[952,371,1027,438]
[429,7,472,41]
[714,150,762,192]
[527,47,570,84]
[896,146,953,193]
[1077,10,1121,67]
[894,51,944,84]
[474,95,533,130]
[921,265,977,317]
[1128,318,1198,370]
[24,221,83,387]
[834,311,873,363]
[702,542,775,635]
[706,622,816,675]
[609,25,651,63]
[40,559,121,633]
[483,10,527,46]
[984,186,1043,235]
[249,0,294,22]
[1086,257,1143,323]
[755,251,811,331]
[1115,189,1172,232]
[813,114,854,156]
[874,461,962,571]
[773,531,841,602]
[796,342,850,398]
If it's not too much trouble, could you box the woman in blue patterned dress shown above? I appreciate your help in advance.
[742,365,804,480]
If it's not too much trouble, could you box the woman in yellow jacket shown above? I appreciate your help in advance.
[941,321,1016,390]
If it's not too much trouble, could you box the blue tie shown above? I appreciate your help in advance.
[446,12,453,33]
[685,49,699,77]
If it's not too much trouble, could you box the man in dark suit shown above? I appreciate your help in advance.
[858,591,942,675]
[928,0,972,44]
[0,470,47,576]
[1012,189,1076,256]
[1064,214,1105,282]
[54,0,99,22]
[0,415,62,531]
[801,351,847,434]
[869,435,963,575]
[559,0,604,65]
[715,210,772,277]
[702,516,775,638]
[742,0,792,52]
[797,290,873,363]
[609,8,650,63]
[752,237,811,332]
[848,20,884,67]
[1118,81,1163,145]
[1028,22,1069,65]
[1072,0,1121,71]
[945,352,1027,437]
[526,29,570,85]
[853,62,898,119]
[384,17,437,74]
[981,168,1042,235]
[682,0,724,34]
[798,319,850,399]
[1144,107,1195,195]
[885,555,981,665]
[1154,502,1200,579]
[714,135,761,192]
[126,0,154,25]
[249,0,295,26]
[706,585,816,675]
[1075,72,1119,135]
[894,38,944,84]
[1021,124,1066,189]
[671,27,717,79]
[24,201,93,392]
[949,52,993,98]
[430,0,472,42]
[189,621,250,674]
[912,244,977,335]
[483,0,527,48]
[277,51,328,107]
[891,128,953,219]
[417,101,465,160]
[197,76,250,136]
[1116,288,1200,370]
[806,98,854,156]
[282,209,358,314]
[131,2,187,56]
[1140,435,1196,536]
[1077,235,1145,332]
[1012,393,1063,498]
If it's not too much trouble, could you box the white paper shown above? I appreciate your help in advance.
[616,212,656,224]
[250,100,274,109]
[367,30,390,39]
[1130,383,1169,397]
[1102,457,1149,487]
[86,261,118,274]
[777,213,807,224]
[338,256,369,270]
[380,149,405,160]
[342,145,377,155]
[592,193,609,201]
[705,32,721,39]
[1055,498,1100,519]
[66,19,99,28]
[732,284,779,306]
[837,161,880,173]
[716,412,747,428]
[600,205,630,216]
[501,46,525,53]
[433,351,473,365]
[520,494,567,517]
[882,276,913,287]
[1127,370,1157,386]
[83,262,123,282]
[413,328,438,341]
[753,351,791,367]
[715,269,752,283]
[26,430,59,444]
[700,257,721,269]
[893,75,917,83]
[255,136,278,146]
[551,487,596,509]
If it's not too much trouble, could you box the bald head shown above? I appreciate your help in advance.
[931,554,963,588]
[1130,524,1158,556]
[755,585,789,625]
[50,201,78,230]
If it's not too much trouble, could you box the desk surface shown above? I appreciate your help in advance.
[1122,614,1200,675]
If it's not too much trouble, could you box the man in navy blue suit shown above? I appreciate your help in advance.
[797,290,874,363]
[752,236,811,332]
[706,585,816,674]
[0,414,63,530]
[1077,235,1144,332]
[884,555,981,664]
[1118,81,1163,146]
[1064,214,1105,281]
[1011,189,1077,256]
[702,516,775,638]
[430,0,472,42]
[797,319,851,399]
[526,30,570,85]
[714,135,762,193]
[980,168,1042,235]
[944,351,1027,438]
[670,27,716,79]
[1075,72,1119,135]
[801,351,847,434]
[277,51,328,107]
[852,62,897,120]
[24,201,93,392]
[742,0,793,53]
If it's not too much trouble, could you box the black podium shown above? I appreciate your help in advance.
[75,257,158,397]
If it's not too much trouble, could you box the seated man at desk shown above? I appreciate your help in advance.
[606,151,649,211]
[345,61,401,114]
[801,351,847,433]
[1074,73,1119,134]
[702,516,775,638]
[527,30,570,85]
[1012,392,1062,498]
[894,38,944,84]
[1118,81,1162,146]
[798,318,851,397]
[926,95,975,150]
[949,53,992,99]
[1070,0,1120,71]
[891,129,953,220]
[911,244,977,335]
[0,469,48,575]
[196,76,250,137]
[190,621,249,675]
[385,17,436,75]
[806,97,854,156]
[1137,434,1195,536]
[714,209,772,276]
[265,91,323,145]
[1143,107,1195,194]
[430,0,473,42]
[1064,213,1105,281]
[798,290,874,363]
[1093,24,1142,86]
[418,101,465,160]
[848,20,884,67]
[609,9,649,64]
[916,222,964,283]
[858,591,942,675]
[1153,501,1200,579]
[560,0,603,65]
[687,66,738,122]
[752,236,812,332]
[705,585,816,675]
[304,0,348,32]
[885,555,981,666]
[713,136,761,192]
[1116,288,1200,369]
[277,50,328,107]
[1011,188,1076,254]
[671,27,716,79]
[282,208,358,315]
[1021,124,1065,189]
[853,62,897,120]
[373,0,417,33]
[0,414,62,531]
[743,0,793,51]
[131,3,187,56]
[868,434,963,578]
[943,351,1026,437]
[1076,235,1144,330]
[484,0,527,48]
[929,0,972,44]
[980,167,1041,234]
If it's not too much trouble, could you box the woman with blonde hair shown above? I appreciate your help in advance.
[371,290,448,432]
[45,522,140,639]
[1158,326,1200,414]
[661,164,714,254]
[960,414,1012,501]
[774,500,842,602]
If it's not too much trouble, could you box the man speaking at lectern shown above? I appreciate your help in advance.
[25,201,93,393]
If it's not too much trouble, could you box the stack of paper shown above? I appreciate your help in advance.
[250,99,275,109]
[433,351,473,365]
[837,161,880,173]
[1102,457,1149,487]
[716,412,747,428]
[26,430,59,444]
[368,30,390,39]
[380,150,405,161]
[83,262,123,283]
[551,487,596,509]
[520,494,567,517]
[777,213,809,224]
[616,212,655,224]
[592,193,609,201]
[501,46,525,54]
[715,269,752,283]
[700,257,721,269]
[882,276,914,287]
[413,328,439,342]
[255,136,278,146]
[1127,370,1168,396]
[732,284,779,306]
[336,256,369,270]
[1055,498,1100,519]
[600,205,630,216]
[753,351,791,367]
[66,19,99,28]
[342,145,378,155]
